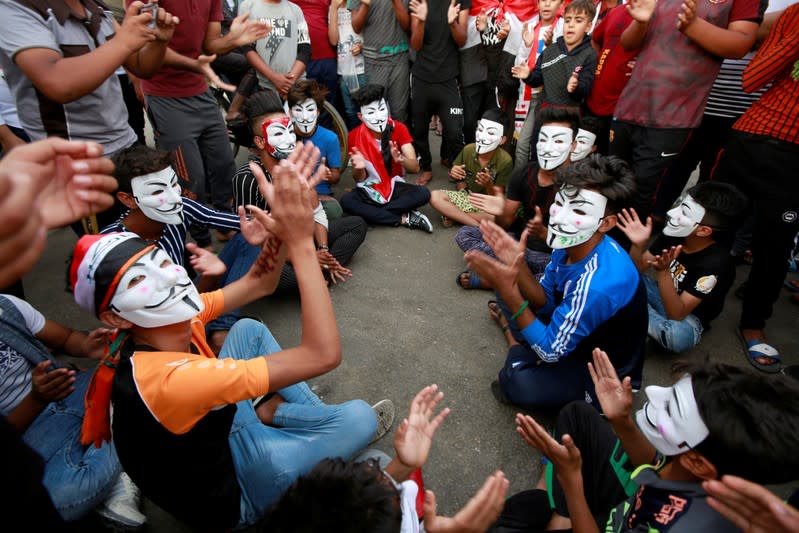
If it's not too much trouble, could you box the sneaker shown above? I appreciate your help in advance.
[369,399,395,444]
[406,211,433,233]
[96,473,146,530]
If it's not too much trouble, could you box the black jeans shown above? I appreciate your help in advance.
[340,182,431,226]
[410,76,465,172]
[713,131,799,331]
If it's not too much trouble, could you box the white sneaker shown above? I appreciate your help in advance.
[96,472,146,530]
[370,399,396,444]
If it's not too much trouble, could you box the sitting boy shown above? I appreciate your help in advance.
[617,182,747,354]
[102,144,262,266]
[500,348,799,532]
[455,106,580,290]
[429,109,513,228]
[466,155,647,409]
[339,84,433,233]
[570,116,602,161]
[69,146,380,530]
[288,79,344,219]
[264,384,509,532]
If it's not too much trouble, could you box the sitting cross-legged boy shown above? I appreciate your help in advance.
[429,109,513,228]
[496,348,799,532]
[455,107,581,290]
[0,295,145,529]
[69,149,381,531]
[288,79,344,220]
[263,385,509,533]
[466,155,647,409]
[339,84,434,233]
[617,182,748,354]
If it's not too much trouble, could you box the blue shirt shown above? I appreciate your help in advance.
[522,236,642,363]
[301,125,341,195]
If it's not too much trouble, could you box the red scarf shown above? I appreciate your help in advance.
[351,121,402,203]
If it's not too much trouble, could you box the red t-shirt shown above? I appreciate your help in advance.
[614,0,760,129]
[348,121,414,178]
[586,6,637,117]
[293,0,336,61]
[136,0,224,97]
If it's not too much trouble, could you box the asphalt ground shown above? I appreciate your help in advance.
[23,133,799,531]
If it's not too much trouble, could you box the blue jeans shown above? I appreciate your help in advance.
[207,233,262,332]
[23,371,121,521]
[219,319,377,527]
[644,276,703,353]
[339,72,367,129]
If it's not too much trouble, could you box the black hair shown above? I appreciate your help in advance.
[564,0,597,21]
[553,154,635,215]
[228,89,286,148]
[685,181,748,243]
[258,458,402,533]
[111,144,174,194]
[579,116,603,138]
[672,361,799,484]
[481,108,508,134]
[287,78,329,107]
[352,84,395,174]
[352,83,386,108]
[539,106,582,138]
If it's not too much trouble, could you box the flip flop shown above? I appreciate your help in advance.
[457,270,482,290]
[487,300,510,333]
[736,328,782,374]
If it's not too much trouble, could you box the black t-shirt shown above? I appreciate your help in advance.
[411,0,471,82]
[649,235,735,327]
[506,162,556,253]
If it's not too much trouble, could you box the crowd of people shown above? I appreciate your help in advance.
[1,0,798,530]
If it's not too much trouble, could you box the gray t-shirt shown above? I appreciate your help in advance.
[0,0,137,153]
[240,0,310,90]
[349,0,409,60]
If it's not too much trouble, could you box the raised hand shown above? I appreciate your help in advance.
[566,66,580,93]
[626,0,657,24]
[522,22,535,47]
[410,0,428,21]
[497,19,511,40]
[393,384,451,470]
[516,413,582,482]
[511,64,530,80]
[238,205,270,245]
[82,328,115,360]
[197,54,237,92]
[481,220,528,267]
[616,208,652,247]
[467,192,505,216]
[677,0,697,30]
[228,12,271,47]
[542,25,554,46]
[587,348,633,423]
[424,471,509,533]
[31,361,76,403]
[247,159,315,244]
[648,245,681,271]
[525,206,547,240]
[704,476,799,533]
[447,0,462,25]
[186,242,228,277]
[389,140,403,163]
[465,247,523,292]
[350,147,366,170]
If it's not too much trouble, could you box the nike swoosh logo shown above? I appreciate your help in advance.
[660,152,678,157]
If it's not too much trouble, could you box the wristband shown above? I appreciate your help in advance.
[317,244,329,251]
[510,299,529,321]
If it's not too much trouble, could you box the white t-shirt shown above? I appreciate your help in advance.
[332,5,365,76]
[0,295,46,415]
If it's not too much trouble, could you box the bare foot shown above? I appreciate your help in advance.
[488,300,516,346]
[416,171,433,186]
[255,393,285,425]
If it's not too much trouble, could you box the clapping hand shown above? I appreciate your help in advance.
[516,413,583,484]
[410,0,428,21]
[393,384,451,470]
[616,208,652,248]
[587,348,632,423]
[187,242,228,277]
[566,66,581,93]
[648,245,681,271]
[525,206,547,241]
[424,471,509,533]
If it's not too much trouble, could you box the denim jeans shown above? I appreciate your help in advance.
[22,370,121,521]
[644,276,703,353]
[219,319,377,527]
[339,72,367,129]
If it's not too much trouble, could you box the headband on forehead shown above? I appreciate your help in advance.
[71,233,155,317]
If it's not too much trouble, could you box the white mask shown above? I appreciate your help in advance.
[475,118,504,154]
[537,125,574,170]
[664,195,707,237]
[290,98,319,136]
[131,168,184,225]
[571,129,597,161]
[109,247,204,328]
[547,186,607,249]
[360,98,389,133]
[261,116,297,160]
[635,375,710,457]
